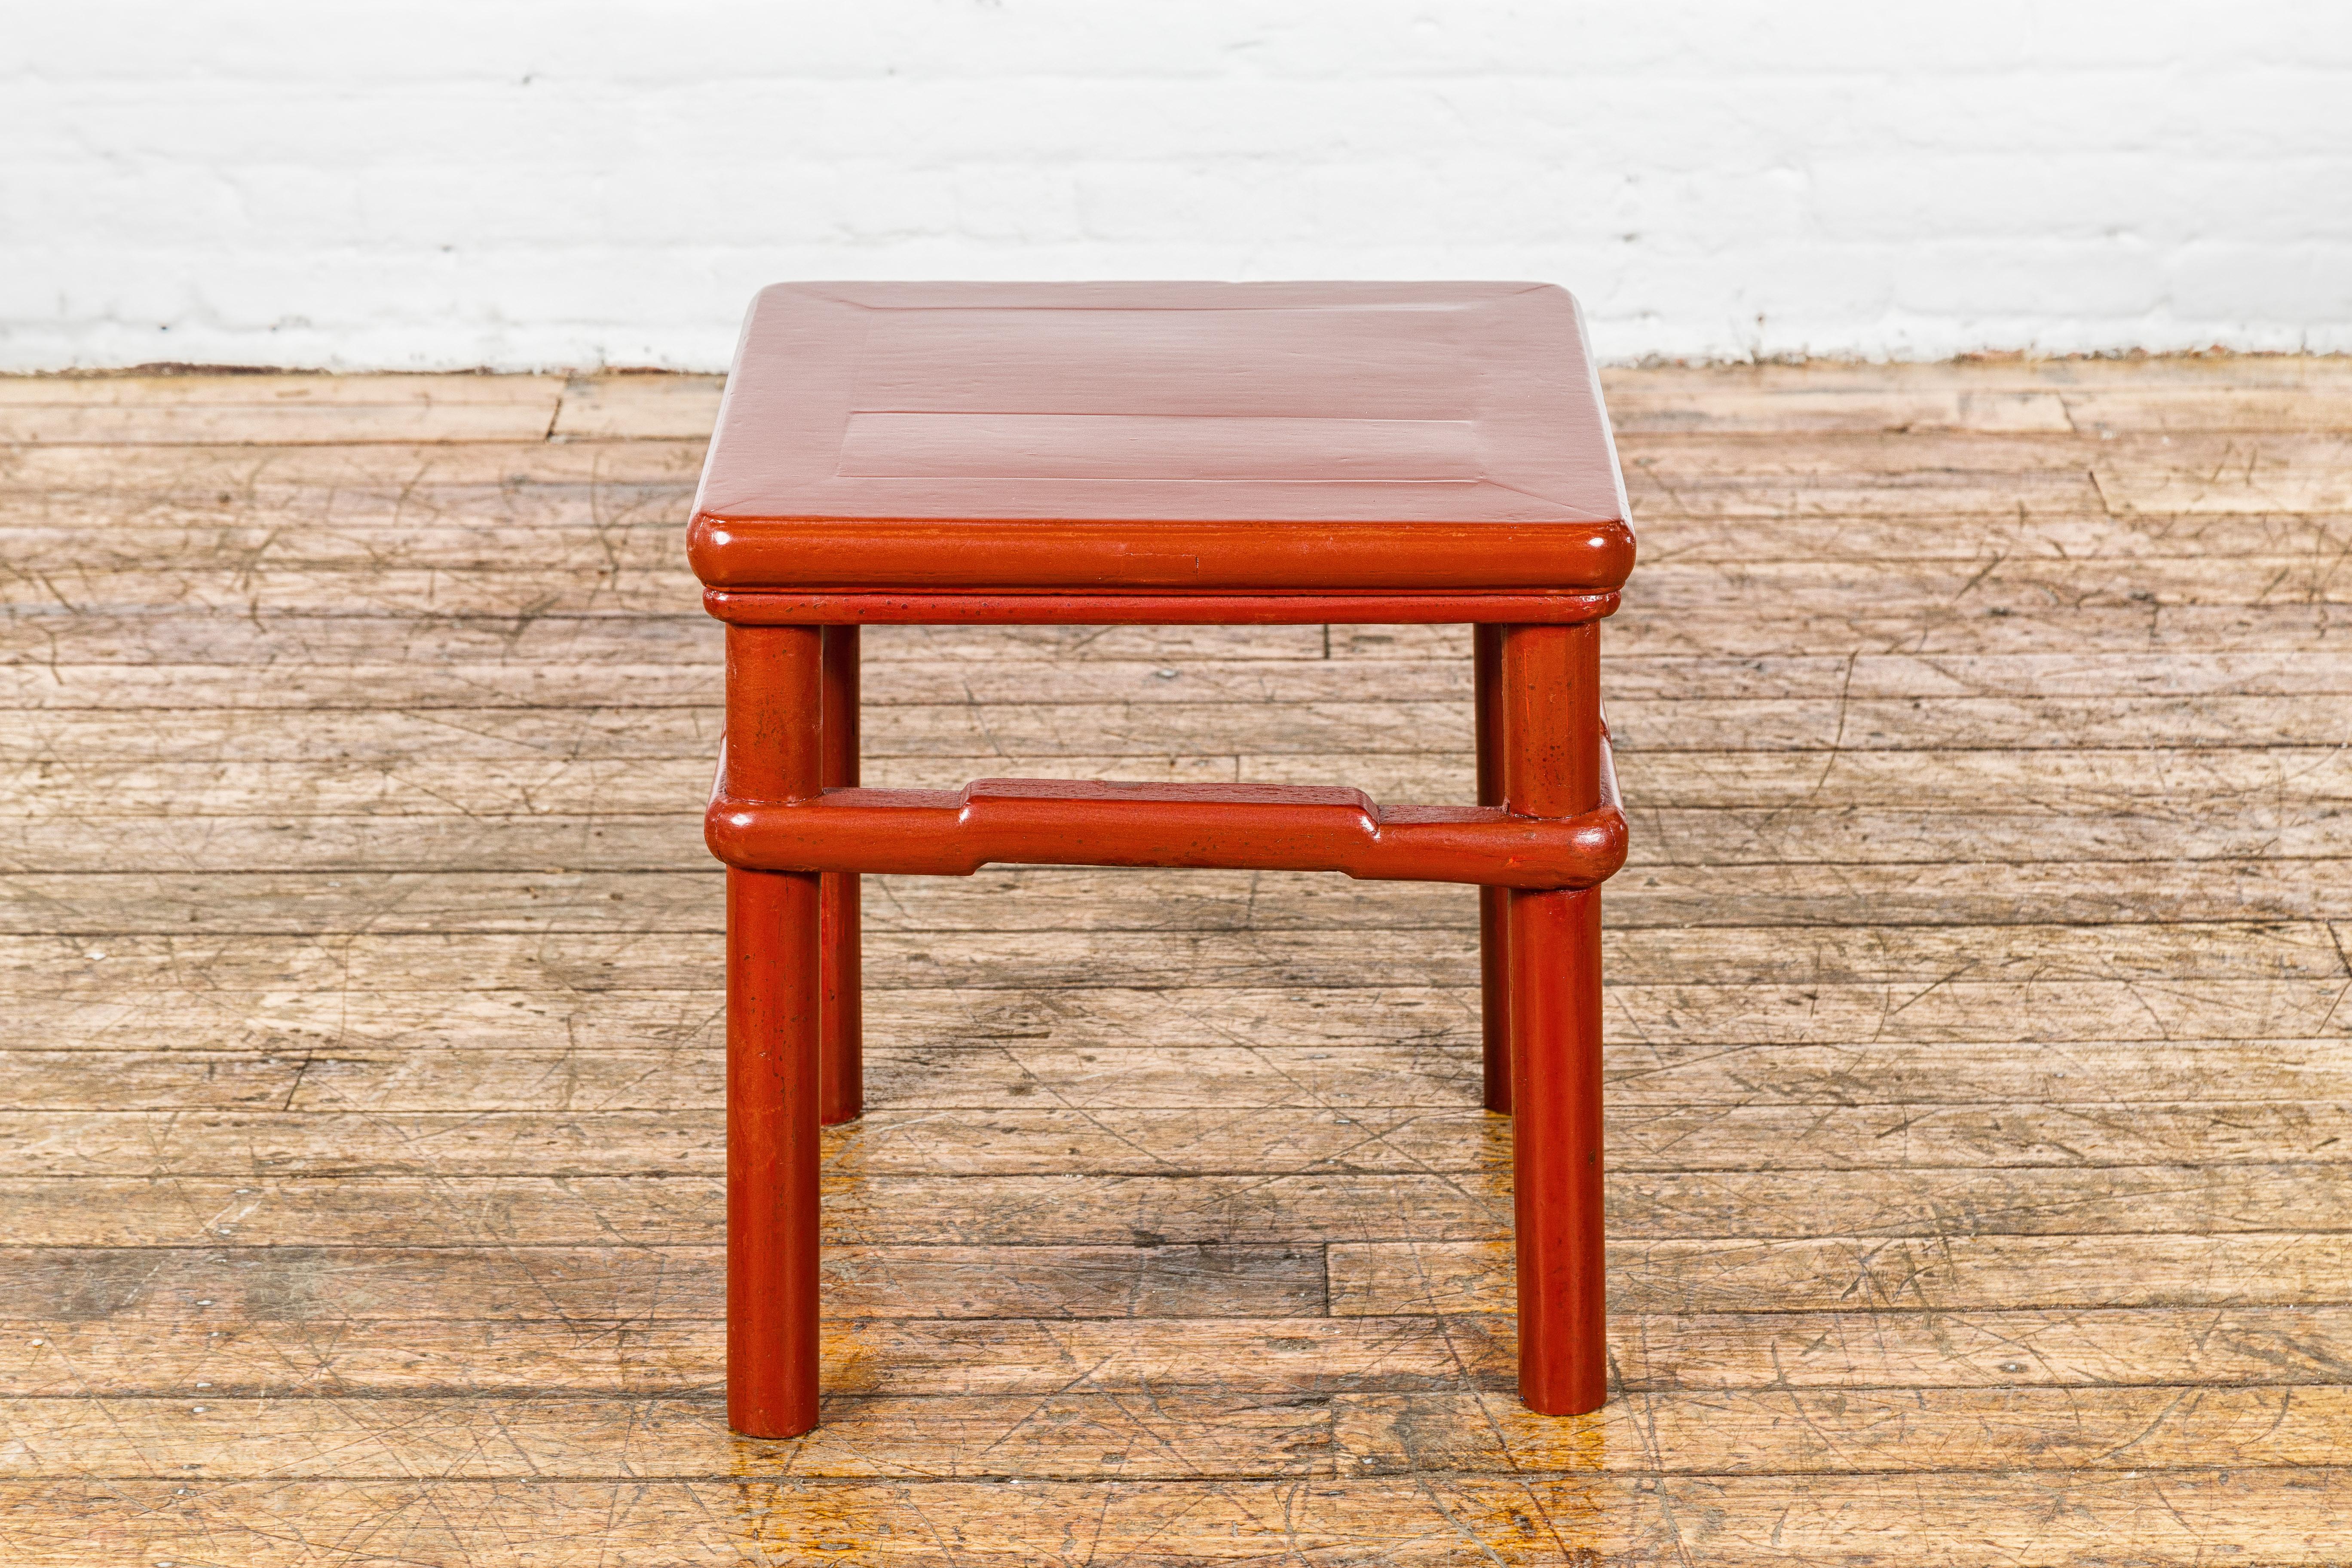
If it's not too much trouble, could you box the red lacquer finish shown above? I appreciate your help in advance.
[724,626,824,1439]
[1509,881,1607,1413]
[1474,625,1510,1115]
[819,626,862,1126]
[692,282,1630,544]
[692,518,1635,593]
[706,588,1619,628]
[709,774,1624,888]
[695,281,1634,1438]
[1502,622,1609,1415]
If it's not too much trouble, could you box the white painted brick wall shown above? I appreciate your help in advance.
[5,0,2348,370]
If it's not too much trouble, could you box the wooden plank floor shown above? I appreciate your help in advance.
[1,358,2348,1564]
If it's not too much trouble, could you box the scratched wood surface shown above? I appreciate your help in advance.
[1,359,2347,1565]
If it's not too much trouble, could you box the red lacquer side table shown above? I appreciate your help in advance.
[688,282,1635,1438]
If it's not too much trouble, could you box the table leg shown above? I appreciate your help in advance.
[1474,624,1510,1114]
[1501,621,1608,1415]
[820,625,863,1125]
[724,625,824,1437]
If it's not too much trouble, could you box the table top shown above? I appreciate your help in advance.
[690,282,1633,597]
[697,282,1625,524]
